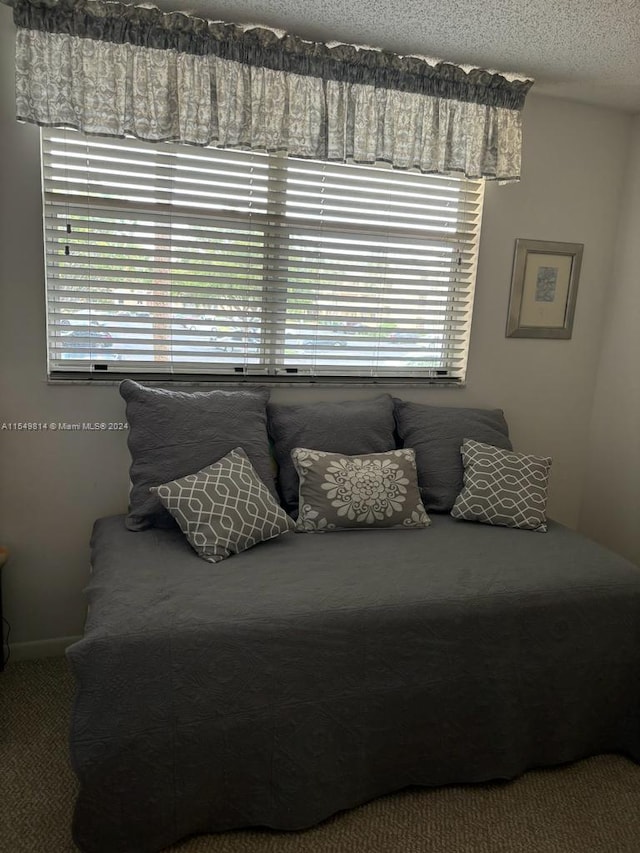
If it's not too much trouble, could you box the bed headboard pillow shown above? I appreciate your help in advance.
[120,380,275,530]
[150,448,295,561]
[292,448,430,532]
[394,401,512,512]
[267,396,396,516]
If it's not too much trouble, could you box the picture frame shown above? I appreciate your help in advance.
[506,239,584,339]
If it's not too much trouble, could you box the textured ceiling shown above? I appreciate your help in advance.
[147,0,640,113]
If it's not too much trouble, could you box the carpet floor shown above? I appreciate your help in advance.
[2,657,640,852]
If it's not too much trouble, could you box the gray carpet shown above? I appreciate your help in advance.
[3,657,640,853]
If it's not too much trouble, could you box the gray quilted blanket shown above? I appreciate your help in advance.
[67,514,640,852]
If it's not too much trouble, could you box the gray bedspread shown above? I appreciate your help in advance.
[68,515,640,853]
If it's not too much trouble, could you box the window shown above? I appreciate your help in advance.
[41,128,484,382]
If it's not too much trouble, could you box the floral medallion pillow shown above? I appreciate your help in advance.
[291,448,431,532]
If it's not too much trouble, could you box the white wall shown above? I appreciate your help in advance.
[579,116,640,566]
[0,6,632,650]
[453,93,630,531]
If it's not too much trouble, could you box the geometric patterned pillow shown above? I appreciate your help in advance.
[450,439,552,532]
[150,447,294,562]
[291,447,431,532]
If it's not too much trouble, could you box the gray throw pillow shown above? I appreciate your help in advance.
[268,396,396,516]
[292,448,430,532]
[150,448,294,562]
[394,401,512,512]
[120,379,275,530]
[451,439,552,531]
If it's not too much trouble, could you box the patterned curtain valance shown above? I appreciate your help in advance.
[9,0,534,180]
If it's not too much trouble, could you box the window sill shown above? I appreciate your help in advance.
[46,373,465,389]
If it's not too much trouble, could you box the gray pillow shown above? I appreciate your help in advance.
[120,380,275,530]
[394,401,512,512]
[292,448,430,532]
[268,396,397,515]
[150,448,295,562]
[451,439,552,531]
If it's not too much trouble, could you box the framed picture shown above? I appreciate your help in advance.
[506,239,584,339]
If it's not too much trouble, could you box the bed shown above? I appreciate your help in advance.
[67,512,640,853]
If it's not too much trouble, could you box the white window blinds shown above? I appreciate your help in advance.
[41,128,484,381]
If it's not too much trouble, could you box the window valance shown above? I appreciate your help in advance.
[8,0,533,180]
